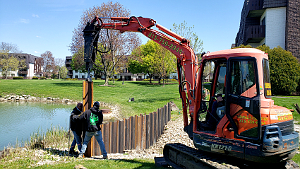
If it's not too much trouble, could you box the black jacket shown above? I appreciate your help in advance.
[70,107,83,132]
[75,107,103,132]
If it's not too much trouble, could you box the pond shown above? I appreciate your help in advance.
[0,102,75,151]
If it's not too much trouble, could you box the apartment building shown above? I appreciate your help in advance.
[235,0,300,59]
[0,53,43,79]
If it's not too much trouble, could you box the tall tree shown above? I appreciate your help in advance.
[0,42,24,79]
[172,21,203,61]
[41,51,55,78]
[70,1,141,85]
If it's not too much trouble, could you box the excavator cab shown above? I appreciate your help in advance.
[193,49,299,163]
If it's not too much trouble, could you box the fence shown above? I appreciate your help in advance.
[87,102,172,156]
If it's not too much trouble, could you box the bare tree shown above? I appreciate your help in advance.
[70,1,141,85]
[41,51,55,78]
[0,42,22,53]
[172,21,203,59]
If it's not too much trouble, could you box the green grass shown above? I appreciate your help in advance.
[272,96,300,123]
[0,79,182,118]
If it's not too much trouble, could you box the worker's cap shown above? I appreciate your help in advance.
[93,101,100,109]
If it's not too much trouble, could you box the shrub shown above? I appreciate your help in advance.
[40,77,46,80]
[13,76,24,80]
[32,76,38,80]
[109,78,119,81]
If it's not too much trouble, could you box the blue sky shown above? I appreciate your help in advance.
[0,0,244,59]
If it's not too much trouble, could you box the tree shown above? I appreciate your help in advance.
[171,21,204,58]
[0,42,24,79]
[130,40,176,84]
[54,58,65,79]
[70,1,141,85]
[41,51,55,78]
[59,66,68,79]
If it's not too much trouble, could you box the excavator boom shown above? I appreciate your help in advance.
[90,16,197,127]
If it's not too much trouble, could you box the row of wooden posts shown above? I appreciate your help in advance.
[85,102,172,157]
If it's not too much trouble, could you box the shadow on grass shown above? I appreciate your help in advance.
[135,97,176,103]
[93,158,165,169]
[52,81,106,87]
[129,81,177,87]
[44,147,70,157]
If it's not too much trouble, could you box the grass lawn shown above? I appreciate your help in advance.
[1,79,300,167]
[0,79,182,118]
[272,96,300,123]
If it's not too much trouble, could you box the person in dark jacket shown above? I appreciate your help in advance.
[77,101,107,159]
[69,102,83,155]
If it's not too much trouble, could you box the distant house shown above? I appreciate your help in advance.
[0,53,43,79]
[236,0,300,60]
[65,56,178,81]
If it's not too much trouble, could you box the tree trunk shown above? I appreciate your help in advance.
[5,69,8,80]
[104,76,109,86]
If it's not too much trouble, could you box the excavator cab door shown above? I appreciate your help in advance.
[197,59,226,131]
[225,57,261,141]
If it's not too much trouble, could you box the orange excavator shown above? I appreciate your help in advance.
[83,16,299,166]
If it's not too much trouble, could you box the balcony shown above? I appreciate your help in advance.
[246,0,264,17]
[246,25,265,43]
[18,70,28,75]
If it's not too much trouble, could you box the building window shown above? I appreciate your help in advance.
[75,75,78,78]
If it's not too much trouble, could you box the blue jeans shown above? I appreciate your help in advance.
[80,130,107,157]
[70,131,82,151]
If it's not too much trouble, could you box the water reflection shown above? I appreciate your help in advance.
[0,102,74,150]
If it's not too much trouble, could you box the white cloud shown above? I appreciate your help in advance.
[36,36,41,38]
[20,19,29,24]
[34,51,39,54]
[32,14,39,18]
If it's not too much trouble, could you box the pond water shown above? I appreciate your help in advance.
[0,102,75,151]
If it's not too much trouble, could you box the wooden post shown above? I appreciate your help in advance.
[82,80,93,157]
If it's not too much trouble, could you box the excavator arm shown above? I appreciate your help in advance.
[84,16,198,127]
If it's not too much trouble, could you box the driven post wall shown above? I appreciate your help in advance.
[91,102,172,156]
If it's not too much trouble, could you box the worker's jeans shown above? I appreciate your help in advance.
[70,131,82,151]
[80,130,107,157]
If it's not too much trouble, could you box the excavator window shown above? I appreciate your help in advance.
[198,60,227,131]
[263,59,272,98]
[230,60,256,96]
